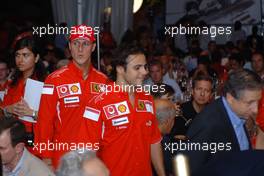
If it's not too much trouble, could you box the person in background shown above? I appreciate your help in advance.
[0,59,9,92]
[184,69,262,174]
[0,59,10,102]
[171,74,213,139]
[228,53,244,72]
[154,99,177,176]
[251,52,264,80]
[230,21,246,44]
[0,33,47,155]
[0,117,55,176]
[151,83,175,101]
[247,25,263,52]
[145,60,182,102]
[57,149,109,176]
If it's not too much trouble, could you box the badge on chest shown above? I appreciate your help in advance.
[136,100,154,114]
[103,101,130,119]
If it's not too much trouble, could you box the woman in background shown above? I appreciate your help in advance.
[0,33,47,153]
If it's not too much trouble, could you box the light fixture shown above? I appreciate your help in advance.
[133,0,143,13]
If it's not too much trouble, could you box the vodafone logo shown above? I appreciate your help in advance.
[107,106,116,115]
[60,86,68,94]
[103,101,130,119]
[57,83,81,98]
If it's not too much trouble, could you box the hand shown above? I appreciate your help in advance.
[13,98,34,117]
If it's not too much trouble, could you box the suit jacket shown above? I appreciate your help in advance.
[194,150,264,176]
[183,98,251,174]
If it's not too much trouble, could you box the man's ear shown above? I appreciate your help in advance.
[35,54,40,63]
[92,43,96,52]
[14,142,25,154]
[226,92,235,104]
[68,42,72,51]
[116,65,125,74]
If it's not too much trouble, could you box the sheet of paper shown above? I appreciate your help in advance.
[19,78,44,123]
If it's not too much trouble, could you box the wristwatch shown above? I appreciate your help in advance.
[32,110,37,120]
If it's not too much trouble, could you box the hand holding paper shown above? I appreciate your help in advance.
[19,78,44,123]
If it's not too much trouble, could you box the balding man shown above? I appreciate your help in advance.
[155,99,177,135]
[154,99,177,176]
[57,149,109,176]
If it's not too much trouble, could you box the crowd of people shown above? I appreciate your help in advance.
[0,17,264,176]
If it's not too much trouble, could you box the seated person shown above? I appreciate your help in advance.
[144,60,183,102]
[57,149,109,176]
[171,74,213,139]
[0,116,55,176]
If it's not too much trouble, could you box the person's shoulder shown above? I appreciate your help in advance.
[90,66,109,82]
[45,64,70,81]
[23,149,55,176]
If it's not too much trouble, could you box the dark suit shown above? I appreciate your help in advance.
[194,150,264,176]
[183,98,251,174]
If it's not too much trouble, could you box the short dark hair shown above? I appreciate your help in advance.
[151,83,175,99]
[223,69,263,99]
[192,74,213,90]
[229,53,245,66]
[110,44,145,81]
[0,117,27,147]
[12,36,47,87]
[252,52,264,61]
[148,59,163,70]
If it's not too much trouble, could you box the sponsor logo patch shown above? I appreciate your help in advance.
[136,100,153,114]
[64,96,79,104]
[90,82,105,94]
[103,101,130,119]
[112,117,129,126]
[57,83,81,98]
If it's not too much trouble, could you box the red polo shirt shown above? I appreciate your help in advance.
[35,61,109,168]
[84,85,161,176]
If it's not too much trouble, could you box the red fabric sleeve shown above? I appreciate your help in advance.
[34,78,58,158]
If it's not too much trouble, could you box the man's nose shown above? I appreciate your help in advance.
[78,44,83,52]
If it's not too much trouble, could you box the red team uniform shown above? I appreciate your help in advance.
[84,83,161,176]
[35,61,108,168]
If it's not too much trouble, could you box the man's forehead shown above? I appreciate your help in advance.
[71,38,92,43]
[127,54,146,64]
[239,89,262,100]
[0,130,11,145]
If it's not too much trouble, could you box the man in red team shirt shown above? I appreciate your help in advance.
[84,44,165,176]
[35,24,109,168]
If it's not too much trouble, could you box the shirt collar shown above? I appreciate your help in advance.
[3,148,26,176]
[68,60,93,80]
[222,97,246,127]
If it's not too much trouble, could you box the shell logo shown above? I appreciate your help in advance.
[118,104,126,113]
[71,85,79,93]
